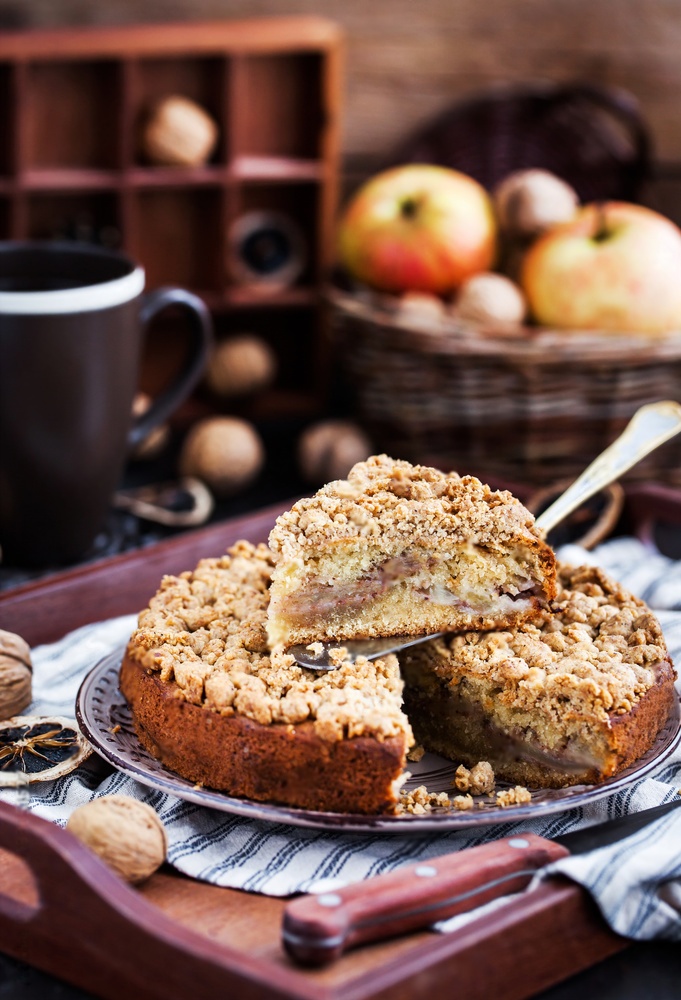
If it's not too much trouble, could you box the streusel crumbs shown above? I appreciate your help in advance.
[397,785,452,814]
[453,761,496,795]
[496,786,532,808]
[269,454,546,560]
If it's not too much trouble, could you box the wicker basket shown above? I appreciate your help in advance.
[383,82,651,202]
[332,289,681,486]
[333,82,667,485]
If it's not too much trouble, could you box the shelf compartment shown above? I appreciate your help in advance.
[26,191,122,247]
[132,57,227,167]
[206,306,321,414]
[23,61,122,170]
[229,183,320,291]
[232,54,323,159]
[131,188,224,291]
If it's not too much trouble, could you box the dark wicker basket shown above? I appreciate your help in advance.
[333,290,681,486]
[333,83,669,485]
[383,81,651,202]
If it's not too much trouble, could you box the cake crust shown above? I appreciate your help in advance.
[120,655,407,814]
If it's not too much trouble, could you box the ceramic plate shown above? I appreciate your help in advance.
[76,648,681,834]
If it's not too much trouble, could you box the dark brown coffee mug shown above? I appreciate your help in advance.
[0,242,212,567]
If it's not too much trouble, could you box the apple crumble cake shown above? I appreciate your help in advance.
[266,455,557,648]
[121,543,676,814]
[120,541,412,814]
[400,564,676,788]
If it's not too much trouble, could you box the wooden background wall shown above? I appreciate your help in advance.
[2,0,680,217]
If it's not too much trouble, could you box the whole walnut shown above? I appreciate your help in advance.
[455,273,527,328]
[395,291,447,331]
[494,169,579,239]
[206,335,277,398]
[179,417,264,497]
[141,95,219,167]
[67,795,167,884]
[0,629,32,721]
[299,421,372,484]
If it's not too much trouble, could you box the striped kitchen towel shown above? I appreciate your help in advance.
[2,536,680,941]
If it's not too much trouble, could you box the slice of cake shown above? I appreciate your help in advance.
[400,564,677,788]
[121,541,412,814]
[266,455,556,648]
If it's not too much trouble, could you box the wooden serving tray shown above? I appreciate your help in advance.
[2,496,662,1000]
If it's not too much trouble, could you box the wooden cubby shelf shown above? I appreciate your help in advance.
[0,17,343,416]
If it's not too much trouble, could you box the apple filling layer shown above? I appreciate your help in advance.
[266,543,549,647]
[267,455,557,648]
[401,664,615,788]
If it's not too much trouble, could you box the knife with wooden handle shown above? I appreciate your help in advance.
[282,797,681,966]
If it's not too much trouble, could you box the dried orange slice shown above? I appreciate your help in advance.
[0,716,92,786]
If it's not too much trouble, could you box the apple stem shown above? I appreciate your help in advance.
[593,202,610,242]
[400,197,420,219]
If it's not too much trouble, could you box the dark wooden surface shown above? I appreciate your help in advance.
[1,493,681,998]
[3,944,681,1000]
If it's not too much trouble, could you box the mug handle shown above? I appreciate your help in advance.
[128,287,213,451]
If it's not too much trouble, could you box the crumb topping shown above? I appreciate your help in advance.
[453,761,496,795]
[127,540,410,744]
[496,786,532,807]
[397,785,452,814]
[268,454,547,559]
[419,564,672,721]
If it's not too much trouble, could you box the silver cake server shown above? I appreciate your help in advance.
[289,400,681,670]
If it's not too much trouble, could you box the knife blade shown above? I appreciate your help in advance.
[282,796,681,966]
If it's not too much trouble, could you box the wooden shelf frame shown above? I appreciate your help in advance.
[0,18,343,415]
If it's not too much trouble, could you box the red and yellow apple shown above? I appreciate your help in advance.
[522,202,681,334]
[338,164,497,295]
